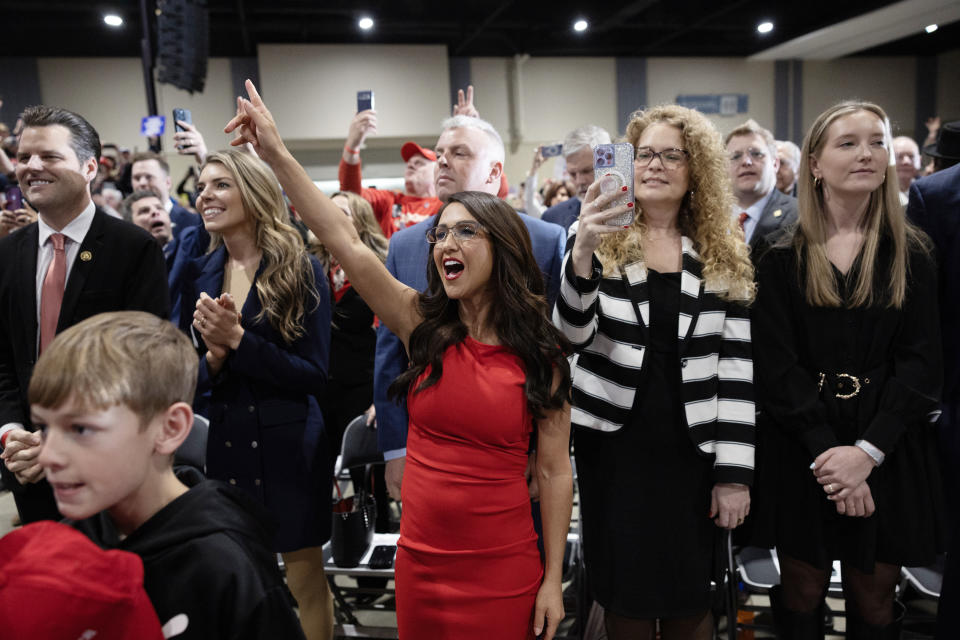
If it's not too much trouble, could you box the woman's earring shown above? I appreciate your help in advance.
[814,176,822,189]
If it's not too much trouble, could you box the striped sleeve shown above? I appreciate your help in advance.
[714,299,755,485]
[553,244,604,350]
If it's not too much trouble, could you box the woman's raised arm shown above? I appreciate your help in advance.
[225,80,421,345]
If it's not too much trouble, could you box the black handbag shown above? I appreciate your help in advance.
[330,483,376,568]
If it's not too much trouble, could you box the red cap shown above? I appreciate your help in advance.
[0,522,164,639]
[401,141,437,163]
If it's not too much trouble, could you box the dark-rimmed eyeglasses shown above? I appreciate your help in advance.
[425,221,485,244]
[635,147,689,170]
[728,149,767,164]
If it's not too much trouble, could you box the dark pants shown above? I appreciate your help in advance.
[935,400,960,639]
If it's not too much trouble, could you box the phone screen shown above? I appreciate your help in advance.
[5,186,23,211]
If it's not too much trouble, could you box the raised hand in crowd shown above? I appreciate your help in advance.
[453,85,479,118]
[0,207,37,239]
[173,119,209,164]
[345,110,378,152]
[569,178,634,277]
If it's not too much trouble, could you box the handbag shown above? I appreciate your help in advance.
[330,481,376,568]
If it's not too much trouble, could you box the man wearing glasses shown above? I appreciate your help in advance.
[374,114,565,501]
[724,120,797,250]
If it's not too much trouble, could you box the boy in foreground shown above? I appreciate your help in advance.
[27,311,306,640]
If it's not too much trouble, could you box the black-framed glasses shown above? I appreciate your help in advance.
[728,148,767,164]
[635,147,689,169]
[425,221,485,244]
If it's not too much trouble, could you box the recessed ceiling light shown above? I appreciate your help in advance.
[358,16,374,30]
[925,23,938,34]
[573,19,588,32]
[757,21,774,34]
[104,14,123,27]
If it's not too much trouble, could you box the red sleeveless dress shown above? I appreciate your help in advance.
[395,337,542,639]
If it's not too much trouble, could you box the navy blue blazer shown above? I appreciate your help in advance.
[907,162,960,402]
[169,200,202,240]
[165,224,206,322]
[180,246,332,552]
[542,198,581,232]
[373,212,566,454]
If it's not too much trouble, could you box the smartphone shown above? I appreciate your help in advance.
[368,544,396,570]
[593,142,635,227]
[4,185,22,211]
[540,143,563,158]
[172,108,192,132]
[357,90,375,113]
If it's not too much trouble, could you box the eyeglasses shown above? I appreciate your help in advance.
[729,149,767,164]
[635,147,689,170]
[425,221,484,244]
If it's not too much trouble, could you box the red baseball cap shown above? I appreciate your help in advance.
[401,141,437,163]
[0,522,164,639]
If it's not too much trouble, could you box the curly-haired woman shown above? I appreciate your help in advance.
[182,148,333,640]
[554,104,756,639]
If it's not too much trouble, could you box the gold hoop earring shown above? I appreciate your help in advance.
[814,176,822,189]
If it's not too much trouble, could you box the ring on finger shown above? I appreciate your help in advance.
[827,483,835,494]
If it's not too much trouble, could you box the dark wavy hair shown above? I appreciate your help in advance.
[389,191,571,419]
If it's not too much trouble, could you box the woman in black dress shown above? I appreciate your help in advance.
[753,101,943,638]
[554,105,756,639]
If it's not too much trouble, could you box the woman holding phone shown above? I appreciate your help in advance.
[225,80,574,640]
[554,104,755,639]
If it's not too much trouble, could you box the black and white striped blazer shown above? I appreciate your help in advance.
[553,233,755,485]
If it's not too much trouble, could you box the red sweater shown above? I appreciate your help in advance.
[338,159,442,238]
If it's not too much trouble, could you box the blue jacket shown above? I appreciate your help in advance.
[181,246,332,552]
[542,198,581,232]
[165,224,206,322]
[373,213,566,454]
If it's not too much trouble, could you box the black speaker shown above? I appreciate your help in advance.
[156,0,209,94]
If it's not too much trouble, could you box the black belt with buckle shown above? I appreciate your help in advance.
[818,372,872,399]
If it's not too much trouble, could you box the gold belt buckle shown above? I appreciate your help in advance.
[818,372,861,399]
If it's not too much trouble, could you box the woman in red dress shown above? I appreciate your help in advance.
[226,81,574,640]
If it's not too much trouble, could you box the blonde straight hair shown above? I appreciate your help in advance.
[202,150,318,343]
[795,101,927,308]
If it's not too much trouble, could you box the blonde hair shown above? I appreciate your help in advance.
[202,150,318,343]
[795,101,927,308]
[28,312,197,426]
[598,104,755,302]
[309,191,388,272]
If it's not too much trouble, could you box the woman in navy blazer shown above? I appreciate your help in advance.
[181,149,332,640]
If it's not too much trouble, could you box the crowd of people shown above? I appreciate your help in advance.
[0,78,957,640]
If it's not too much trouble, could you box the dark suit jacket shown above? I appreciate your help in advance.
[748,189,798,251]
[180,247,333,551]
[542,198,581,232]
[373,212,566,454]
[907,162,960,402]
[170,199,202,239]
[0,208,169,521]
[165,224,205,322]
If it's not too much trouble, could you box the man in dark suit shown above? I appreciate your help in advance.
[131,151,203,242]
[374,115,565,499]
[542,124,611,231]
[906,162,960,640]
[122,189,204,323]
[0,105,169,523]
[725,120,798,250]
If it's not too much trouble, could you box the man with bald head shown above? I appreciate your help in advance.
[374,115,565,498]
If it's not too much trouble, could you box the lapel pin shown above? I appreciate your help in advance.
[773,209,782,218]
[80,251,93,262]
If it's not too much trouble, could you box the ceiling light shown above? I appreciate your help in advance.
[103,14,123,27]
[358,16,374,30]
[573,19,588,32]
[925,24,938,33]
[757,21,773,34]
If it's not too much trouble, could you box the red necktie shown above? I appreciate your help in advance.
[738,212,749,231]
[39,233,66,354]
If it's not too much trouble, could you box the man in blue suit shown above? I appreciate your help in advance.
[542,125,611,231]
[375,114,565,499]
[122,189,204,322]
[907,158,960,640]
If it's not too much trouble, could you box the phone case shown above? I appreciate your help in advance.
[357,91,375,113]
[541,143,563,158]
[593,142,635,227]
[368,545,396,569]
[173,109,192,133]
